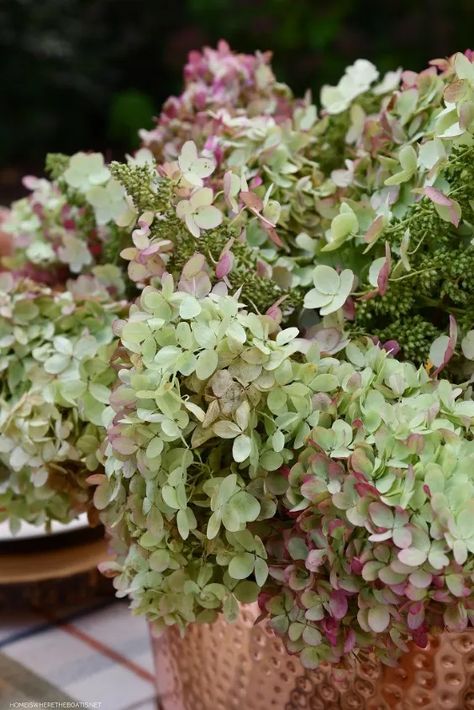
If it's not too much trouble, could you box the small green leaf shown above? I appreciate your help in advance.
[162,485,179,509]
[149,549,170,572]
[196,349,218,380]
[300,646,320,669]
[254,557,268,586]
[179,296,201,319]
[368,606,390,633]
[223,594,240,622]
[228,552,255,580]
[229,491,260,522]
[233,434,251,462]
[207,512,221,539]
[177,509,190,539]
[234,581,259,603]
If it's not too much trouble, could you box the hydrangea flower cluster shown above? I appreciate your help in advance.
[98,277,329,631]
[260,342,474,666]
[2,153,133,290]
[0,272,125,530]
[140,40,295,162]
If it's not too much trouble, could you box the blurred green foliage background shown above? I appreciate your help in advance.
[1,0,472,197]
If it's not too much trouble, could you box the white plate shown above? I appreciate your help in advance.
[0,513,89,541]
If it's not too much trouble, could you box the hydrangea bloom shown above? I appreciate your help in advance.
[0,272,124,530]
[260,341,474,666]
[140,40,295,161]
[63,152,111,192]
[1,155,132,288]
[98,277,355,631]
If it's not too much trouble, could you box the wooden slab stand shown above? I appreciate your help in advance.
[0,527,114,608]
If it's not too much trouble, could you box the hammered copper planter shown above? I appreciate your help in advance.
[151,604,474,710]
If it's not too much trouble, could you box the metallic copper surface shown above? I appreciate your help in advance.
[151,604,474,710]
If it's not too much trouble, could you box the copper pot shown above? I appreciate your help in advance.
[151,604,474,710]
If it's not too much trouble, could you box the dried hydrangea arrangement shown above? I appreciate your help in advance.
[139,43,390,253]
[0,43,473,671]
[0,271,125,530]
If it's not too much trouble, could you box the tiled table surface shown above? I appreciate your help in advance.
[0,599,158,709]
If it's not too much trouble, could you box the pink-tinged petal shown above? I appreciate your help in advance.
[431,315,458,376]
[382,339,400,356]
[321,616,339,646]
[343,628,356,653]
[406,433,424,454]
[364,215,385,244]
[182,253,206,278]
[85,473,106,485]
[377,242,391,295]
[179,272,212,298]
[128,261,149,282]
[266,296,287,324]
[359,288,379,302]
[412,626,428,648]
[112,436,137,455]
[444,79,466,103]
[423,186,453,207]
[142,240,172,258]
[0,227,13,257]
[216,249,234,279]
[329,590,348,620]
[305,549,325,572]
[343,296,356,320]
[264,225,285,248]
[256,259,272,278]
[240,190,263,213]
[392,526,412,549]
[422,187,461,227]
[211,281,228,296]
